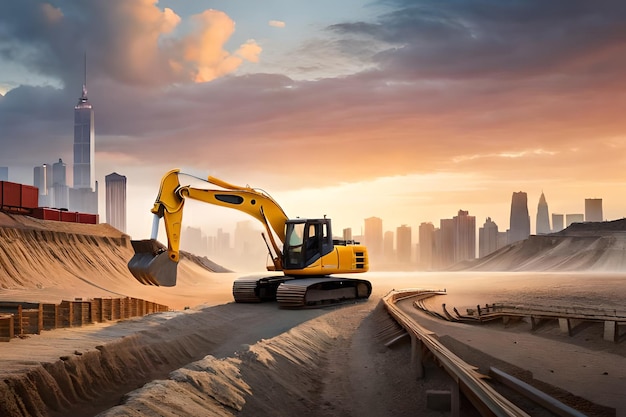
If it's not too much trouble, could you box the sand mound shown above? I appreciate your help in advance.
[98,313,342,416]
[97,301,434,417]
[0,212,232,309]
[461,219,626,272]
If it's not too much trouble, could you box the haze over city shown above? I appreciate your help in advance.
[1,0,625,242]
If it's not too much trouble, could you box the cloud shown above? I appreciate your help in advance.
[171,9,262,82]
[0,1,260,88]
[40,3,63,23]
[332,0,626,81]
[1,0,626,235]
[269,20,285,28]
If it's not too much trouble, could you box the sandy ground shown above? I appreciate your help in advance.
[1,271,625,416]
[0,215,625,416]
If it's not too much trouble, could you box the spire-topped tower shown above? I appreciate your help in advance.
[69,52,98,215]
[536,191,551,234]
[73,52,94,190]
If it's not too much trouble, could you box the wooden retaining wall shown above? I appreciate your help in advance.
[0,298,169,342]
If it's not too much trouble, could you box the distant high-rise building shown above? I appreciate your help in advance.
[342,228,352,241]
[585,198,603,222]
[454,210,476,262]
[181,226,207,256]
[233,220,266,270]
[383,230,394,263]
[479,217,499,258]
[566,213,584,228]
[419,222,435,269]
[52,158,69,209]
[52,158,66,186]
[364,217,383,264]
[70,56,98,214]
[508,191,530,244]
[105,172,126,232]
[552,214,564,232]
[73,65,95,190]
[536,192,551,234]
[33,163,53,206]
[216,228,231,257]
[396,225,412,263]
[437,218,455,268]
[0,167,7,181]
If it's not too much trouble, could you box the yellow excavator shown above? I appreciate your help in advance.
[128,169,371,308]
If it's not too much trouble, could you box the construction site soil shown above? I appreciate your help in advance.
[0,212,625,416]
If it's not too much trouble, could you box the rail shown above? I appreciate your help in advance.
[383,289,530,417]
[470,303,626,322]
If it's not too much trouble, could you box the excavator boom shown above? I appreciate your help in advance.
[128,169,289,286]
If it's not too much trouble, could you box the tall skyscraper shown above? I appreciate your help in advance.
[418,222,435,269]
[479,217,499,258]
[396,224,412,263]
[105,172,126,232]
[454,210,476,262]
[536,191,551,234]
[364,217,383,264]
[552,214,564,232]
[508,191,530,244]
[73,65,95,190]
[69,56,98,214]
[585,198,603,222]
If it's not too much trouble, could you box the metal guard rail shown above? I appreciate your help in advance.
[382,289,530,417]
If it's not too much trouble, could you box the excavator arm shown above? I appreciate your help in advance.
[128,169,290,286]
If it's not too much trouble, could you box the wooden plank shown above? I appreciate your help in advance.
[58,300,72,328]
[112,298,120,320]
[0,314,14,341]
[42,304,58,330]
[91,299,102,323]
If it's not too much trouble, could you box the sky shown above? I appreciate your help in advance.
[1,0,626,244]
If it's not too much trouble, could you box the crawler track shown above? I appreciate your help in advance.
[233,275,372,308]
[232,274,289,303]
[277,277,372,308]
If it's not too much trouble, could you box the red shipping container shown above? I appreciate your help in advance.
[31,207,61,221]
[21,184,39,209]
[77,213,98,224]
[60,211,78,223]
[1,181,21,207]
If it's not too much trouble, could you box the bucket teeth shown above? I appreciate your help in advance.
[128,239,178,286]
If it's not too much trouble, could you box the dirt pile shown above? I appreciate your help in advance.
[97,322,339,417]
[0,212,230,308]
[460,218,626,271]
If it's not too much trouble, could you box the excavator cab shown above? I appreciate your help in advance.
[283,218,334,270]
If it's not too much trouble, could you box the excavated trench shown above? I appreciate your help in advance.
[0,301,337,417]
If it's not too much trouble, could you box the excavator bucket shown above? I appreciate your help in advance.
[127,239,178,286]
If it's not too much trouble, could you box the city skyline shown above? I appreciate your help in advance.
[1,1,625,240]
[184,191,606,266]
